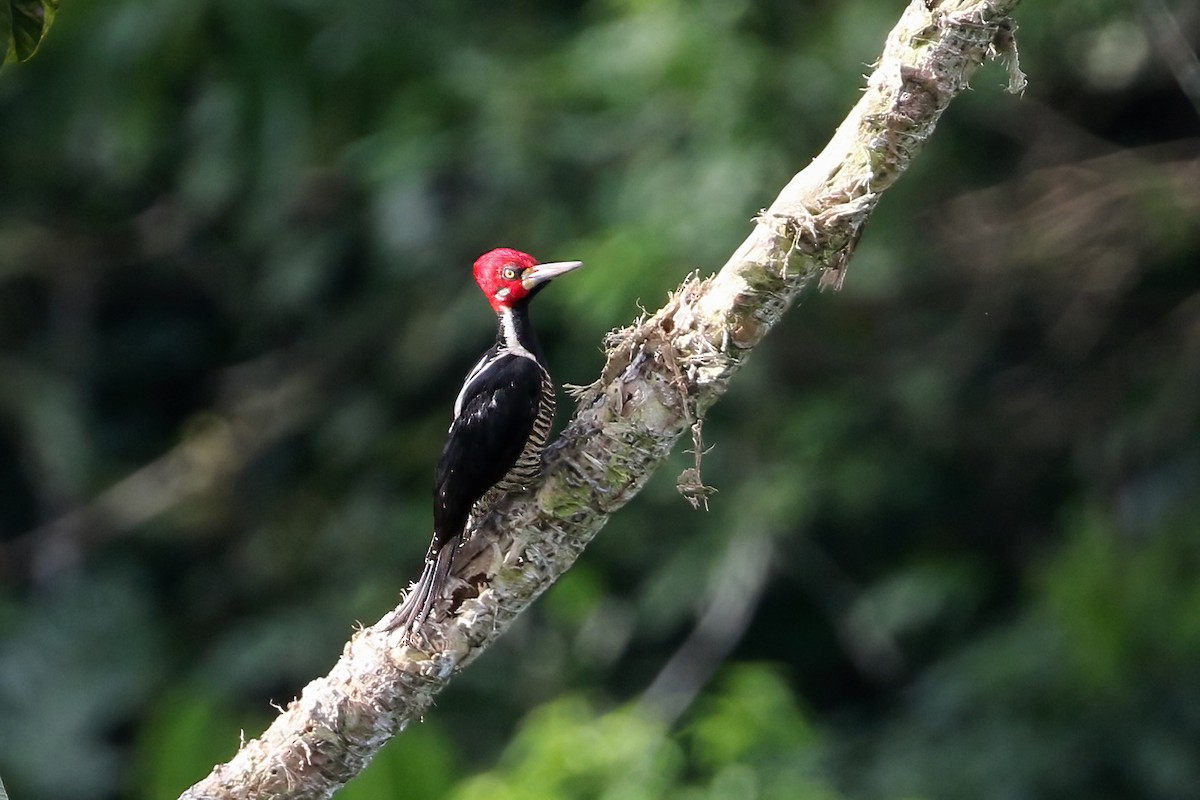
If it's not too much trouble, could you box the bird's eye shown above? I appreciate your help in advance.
[501,265,521,281]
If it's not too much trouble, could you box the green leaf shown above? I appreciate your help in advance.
[339,722,458,800]
[135,689,252,800]
[3,0,59,64]
[0,3,11,65]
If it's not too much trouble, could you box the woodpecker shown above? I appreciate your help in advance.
[389,247,584,635]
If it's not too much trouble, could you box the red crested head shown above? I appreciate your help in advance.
[473,247,584,314]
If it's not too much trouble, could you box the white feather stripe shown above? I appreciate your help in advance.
[453,352,492,419]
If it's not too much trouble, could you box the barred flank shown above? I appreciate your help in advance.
[494,367,555,492]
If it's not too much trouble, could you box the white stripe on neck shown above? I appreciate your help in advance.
[499,307,536,361]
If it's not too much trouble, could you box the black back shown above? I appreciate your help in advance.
[432,350,542,544]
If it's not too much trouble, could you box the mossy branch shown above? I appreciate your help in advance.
[180,2,1024,798]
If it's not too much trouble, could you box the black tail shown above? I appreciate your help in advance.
[385,535,459,636]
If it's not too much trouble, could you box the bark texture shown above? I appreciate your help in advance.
[181,1,1025,797]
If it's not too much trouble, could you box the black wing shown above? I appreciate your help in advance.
[432,352,542,545]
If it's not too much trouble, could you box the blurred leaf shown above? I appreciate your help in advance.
[688,664,813,766]
[340,720,458,800]
[135,689,249,800]
[452,669,846,800]
[452,696,680,800]
[0,566,165,799]
[686,665,847,800]
[544,565,605,627]
[1042,507,1200,693]
[848,560,983,646]
[2,0,58,64]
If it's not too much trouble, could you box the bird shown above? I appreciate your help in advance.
[388,247,584,637]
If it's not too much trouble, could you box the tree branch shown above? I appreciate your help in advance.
[181,2,1024,797]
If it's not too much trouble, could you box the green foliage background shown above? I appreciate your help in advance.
[1,1,1198,798]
